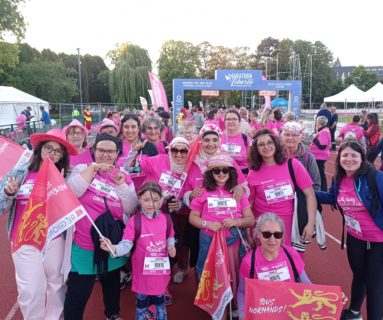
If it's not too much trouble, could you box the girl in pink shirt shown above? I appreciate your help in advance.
[101,182,176,320]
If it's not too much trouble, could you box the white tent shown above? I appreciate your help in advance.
[0,86,49,127]
[365,82,383,103]
[324,84,369,103]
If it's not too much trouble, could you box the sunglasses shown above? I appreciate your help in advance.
[212,167,230,175]
[170,148,188,155]
[261,231,283,239]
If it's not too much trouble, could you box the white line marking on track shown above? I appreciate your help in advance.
[4,301,19,320]
[326,231,346,248]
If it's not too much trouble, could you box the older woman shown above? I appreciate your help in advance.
[64,133,137,320]
[221,109,250,174]
[177,119,197,145]
[248,129,316,246]
[237,212,310,320]
[99,118,120,137]
[311,115,331,191]
[189,154,254,314]
[142,117,168,154]
[64,119,93,166]
[316,141,383,320]
[0,129,77,320]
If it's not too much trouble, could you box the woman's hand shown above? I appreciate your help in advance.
[190,187,202,199]
[207,221,222,232]
[132,140,146,152]
[301,223,315,242]
[92,163,114,173]
[168,198,180,211]
[100,237,116,254]
[167,245,176,258]
[4,176,22,196]
[222,218,240,229]
[231,185,244,201]
[113,171,125,186]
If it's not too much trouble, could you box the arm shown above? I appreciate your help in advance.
[115,182,138,217]
[301,186,317,241]
[306,153,321,191]
[189,210,222,232]
[364,124,379,138]
[222,207,255,229]
[315,180,338,205]
[67,164,93,197]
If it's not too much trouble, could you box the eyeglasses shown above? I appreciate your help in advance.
[212,167,230,175]
[94,148,117,156]
[261,231,283,239]
[170,148,188,155]
[256,140,275,149]
[43,144,64,157]
[225,118,239,122]
[283,133,300,138]
[67,130,85,137]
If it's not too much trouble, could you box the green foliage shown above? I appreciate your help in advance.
[108,43,152,105]
[0,41,19,77]
[345,65,379,91]
[0,0,26,40]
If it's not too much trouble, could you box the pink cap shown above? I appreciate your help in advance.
[99,118,120,134]
[206,153,234,171]
[63,119,88,136]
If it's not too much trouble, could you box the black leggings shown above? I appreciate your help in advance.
[346,234,383,320]
[316,160,327,191]
[64,268,121,320]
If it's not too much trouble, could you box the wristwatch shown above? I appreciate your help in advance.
[201,220,207,229]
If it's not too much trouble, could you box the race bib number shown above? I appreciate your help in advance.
[89,178,119,200]
[159,171,182,195]
[221,143,242,155]
[17,182,34,199]
[344,214,362,236]
[264,181,294,204]
[207,197,237,215]
[256,261,291,282]
[143,252,171,275]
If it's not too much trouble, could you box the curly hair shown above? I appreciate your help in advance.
[248,129,286,170]
[203,167,238,192]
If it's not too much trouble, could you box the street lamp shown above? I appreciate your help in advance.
[76,48,83,110]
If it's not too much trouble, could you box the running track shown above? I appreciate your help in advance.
[1,150,375,319]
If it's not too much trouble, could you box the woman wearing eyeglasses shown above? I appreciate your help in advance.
[64,119,93,166]
[64,133,138,320]
[189,153,254,315]
[0,129,77,320]
[221,109,250,175]
[237,212,310,320]
[142,117,168,155]
[316,141,383,320]
[248,129,316,246]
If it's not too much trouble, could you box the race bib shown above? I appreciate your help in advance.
[89,178,119,200]
[207,197,237,215]
[221,143,242,155]
[143,252,171,275]
[17,182,34,199]
[344,214,362,236]
[256,261,291,282]
[264,181,294,204]
[159,171,182,195]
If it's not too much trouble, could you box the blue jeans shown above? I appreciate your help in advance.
[136,293,167,320]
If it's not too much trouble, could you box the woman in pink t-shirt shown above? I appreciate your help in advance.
[247,129,316,246]
[258,108,278,135]
[237,212,310,319]
[101,182,176,320]
[316,141,383,320]
[189,154,254,315]
[142,117,168,155]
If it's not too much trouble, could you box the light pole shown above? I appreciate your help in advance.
[76,48,83,110]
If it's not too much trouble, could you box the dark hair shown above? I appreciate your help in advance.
[120,113,141,140]
[273,108,282,121]
[335,141,373,182]
[28,141,70,174]
[203,167,238,192]
[207,108,218,120]
[138,182,162,198]
[367,113,379,125]
[157,107,165,113]
[352,115,360,123]
[225,108,241,121]
[248,129,286,170]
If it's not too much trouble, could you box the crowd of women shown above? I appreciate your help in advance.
[0,105,383,320]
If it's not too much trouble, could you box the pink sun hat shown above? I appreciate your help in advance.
[30,129,78,155]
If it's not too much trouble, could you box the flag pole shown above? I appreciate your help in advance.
[85,212,116,258]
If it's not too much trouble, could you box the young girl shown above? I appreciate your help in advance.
[100,182,176,320]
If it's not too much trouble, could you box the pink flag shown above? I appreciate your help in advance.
[262,75,272,109]
[148,71,169,111]
[140,96,148,112]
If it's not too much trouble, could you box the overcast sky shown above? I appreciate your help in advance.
[19,0,382,70]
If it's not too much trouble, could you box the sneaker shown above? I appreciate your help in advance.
[106,315,123,320]
[340,309,362,320]
[173,270,187,284]
[164,289,173,305]
[120,270,132,291]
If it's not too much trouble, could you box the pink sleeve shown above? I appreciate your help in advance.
[123,216,135,241]
[239,251,251,277]
[247,171,256,203]
[139,154,152,175]
[318,130,331,146]
[292,158,313,190]
[189,192,205,212]
[240,194,250,210]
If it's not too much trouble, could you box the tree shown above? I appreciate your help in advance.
[0,41,19,79]
[345,65,379,91]
[108,43,152,105]
[0,0,26,39]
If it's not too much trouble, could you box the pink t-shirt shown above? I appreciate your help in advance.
[338,176,383,242]
[155,140,167,155]
[310,128,331,160]
[190,186,250,237]
[205,119,220,127]
[161,127,174,144]
[116,140,132,170]
[124,212,175,295]
[11,172,38,241]
[248,159,313,218]
[74,172,131,250]
[70,147,93,166]
[183,161,247,193]
[275,120,284,132]
[339,124,364,141]
[220,133,249,170]
[239,246,304,282]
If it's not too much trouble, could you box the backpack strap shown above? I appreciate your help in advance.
[165,213,172,239]
[282,246,301,283]
[249,247,256,279]
[367,168,378,218]
[287,158,298,190]
[242,133,248,148]
[133,211,142,246]
[103,196,110,211]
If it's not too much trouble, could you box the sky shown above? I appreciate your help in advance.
[17,0,383,70]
